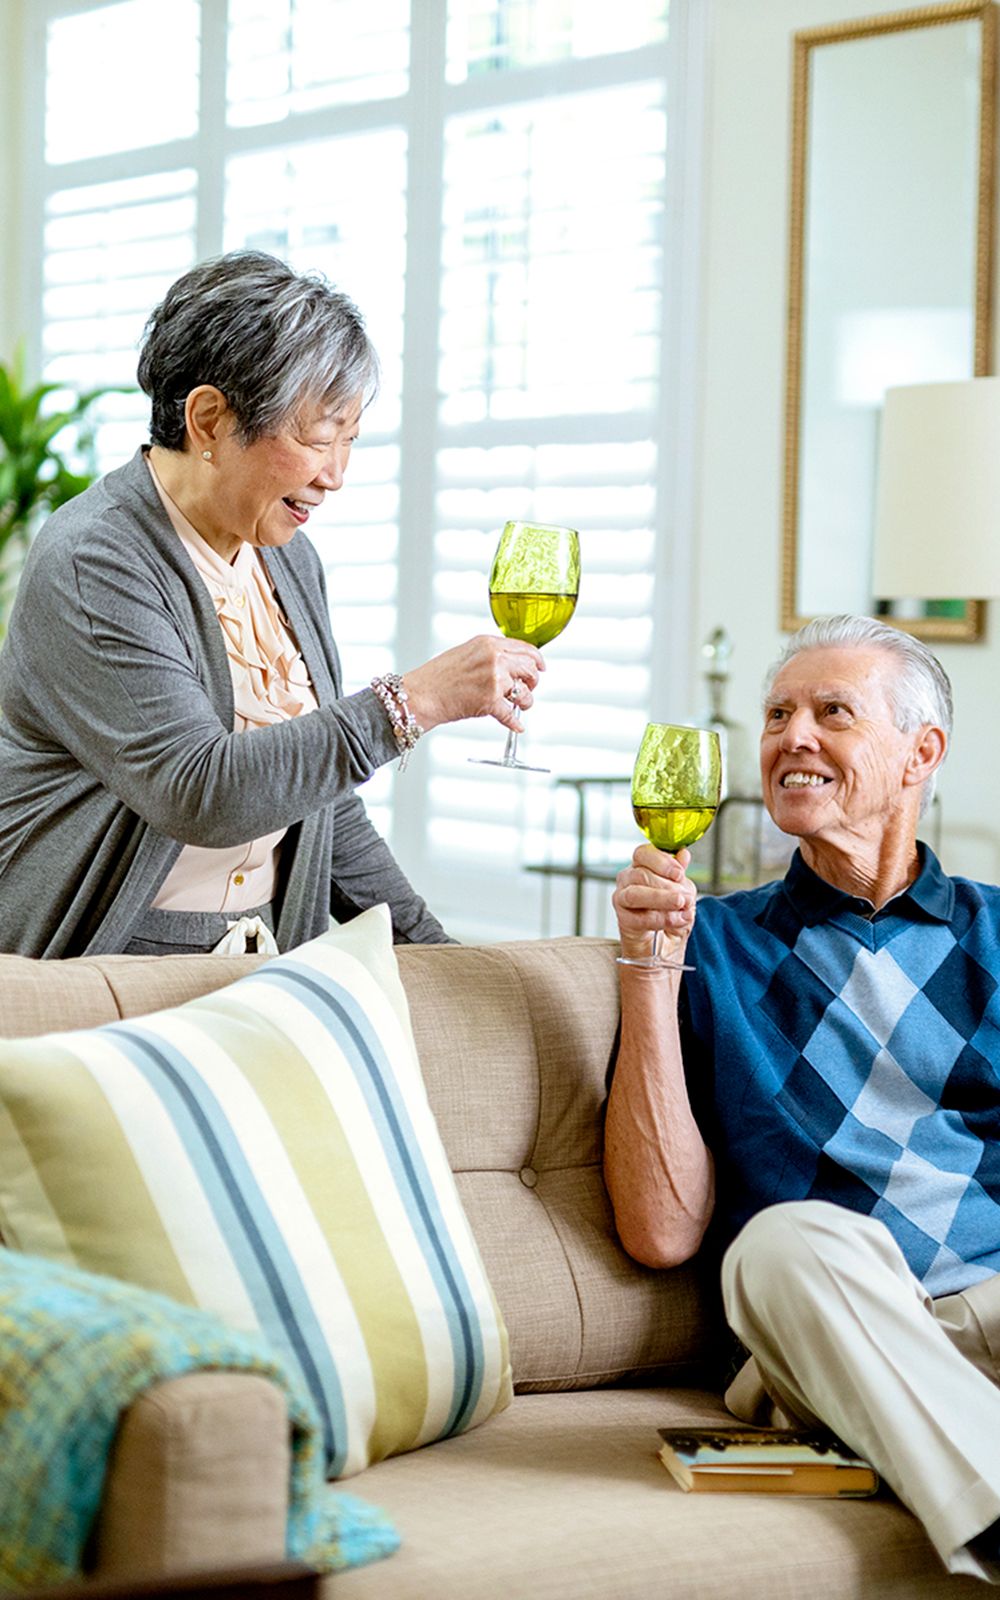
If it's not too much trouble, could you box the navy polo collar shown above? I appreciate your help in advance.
[781,843,954,927]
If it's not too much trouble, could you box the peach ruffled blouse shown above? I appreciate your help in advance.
[146,457,319,913]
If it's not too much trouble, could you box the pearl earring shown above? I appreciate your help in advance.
[202,449,213,461]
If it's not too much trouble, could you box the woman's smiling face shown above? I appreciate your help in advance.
[200,393,362,561]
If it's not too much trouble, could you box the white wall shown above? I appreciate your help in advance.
[694,0,1000,882]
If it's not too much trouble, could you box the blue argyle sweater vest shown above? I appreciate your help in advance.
[681,846,1000,1296]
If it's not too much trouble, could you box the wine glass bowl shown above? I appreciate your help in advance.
[473,519,580,770]
[631,724,722,852]
[618,723,723,969]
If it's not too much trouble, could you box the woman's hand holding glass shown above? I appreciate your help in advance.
[472,519,580,771]
[400,634,545,735]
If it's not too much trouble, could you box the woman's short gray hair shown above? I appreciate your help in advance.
[137,250,379,449]
[763,614,952,811]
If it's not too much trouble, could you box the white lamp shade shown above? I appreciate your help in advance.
[872,378,1000,599]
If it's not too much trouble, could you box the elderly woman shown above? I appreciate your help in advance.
[0,251,543,958]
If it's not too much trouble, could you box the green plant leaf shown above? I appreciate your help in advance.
[0,348,136,598]
[0,366,17,439]
[34,410,80,449]
[17,381,62,430]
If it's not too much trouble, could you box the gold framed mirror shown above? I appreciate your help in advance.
[781,1,996,641]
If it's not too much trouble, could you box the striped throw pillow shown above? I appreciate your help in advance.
[0,905,511,1478]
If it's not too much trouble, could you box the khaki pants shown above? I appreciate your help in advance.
[721,1200,1000,1583]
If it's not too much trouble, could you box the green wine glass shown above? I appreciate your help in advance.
[617,723,723,969]
[472,519,581,771]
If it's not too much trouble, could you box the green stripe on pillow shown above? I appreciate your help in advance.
[0,1045,195,1304]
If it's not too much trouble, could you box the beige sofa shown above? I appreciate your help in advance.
[0,938,983,1599]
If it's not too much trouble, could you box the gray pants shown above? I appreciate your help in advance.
[122,902,276,956]
[722,1200,1000,1582]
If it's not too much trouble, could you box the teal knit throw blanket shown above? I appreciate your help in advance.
[0,1250,399,1590]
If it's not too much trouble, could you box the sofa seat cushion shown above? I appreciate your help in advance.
[0,908,511,1478]
[329,1386,981,1600]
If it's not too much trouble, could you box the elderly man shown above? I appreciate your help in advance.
[607,614,1000,1583]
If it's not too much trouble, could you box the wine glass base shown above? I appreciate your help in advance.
[616,956,695,971]
[468,757,551,772]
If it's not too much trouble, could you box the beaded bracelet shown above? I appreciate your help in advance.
[371,672,423,771]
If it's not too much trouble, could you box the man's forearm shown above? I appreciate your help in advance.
[603,965,714,1269]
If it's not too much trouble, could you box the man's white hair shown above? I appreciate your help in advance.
[762,614,953,812]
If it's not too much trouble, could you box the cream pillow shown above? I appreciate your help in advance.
[0,906,512,1477]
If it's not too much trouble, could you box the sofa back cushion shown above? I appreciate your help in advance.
[0,936,714,1391]
[396,939,714,1390]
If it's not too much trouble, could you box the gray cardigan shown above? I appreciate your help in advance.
[0,448,447,957]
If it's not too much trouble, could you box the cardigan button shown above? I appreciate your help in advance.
[519,1166,538,1188]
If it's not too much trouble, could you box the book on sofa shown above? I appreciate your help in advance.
[656,1427,879,1497]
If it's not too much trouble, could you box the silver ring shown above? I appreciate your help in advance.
[509,681,521,704]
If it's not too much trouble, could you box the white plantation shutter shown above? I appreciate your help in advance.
[446,0,668,79]
[45,0,200,165]
[226,0,411,124]
[42,171,198,464]
[23,0,695,941]
[429,439,655,876]
[438,85,665,424]
[420,28,673,933]
[39,0,201,462]
[428,74,666,912]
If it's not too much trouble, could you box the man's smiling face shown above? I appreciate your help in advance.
[760,645,923,847]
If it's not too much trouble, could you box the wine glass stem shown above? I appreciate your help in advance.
[503,727,519,765]
[651,929,661,962]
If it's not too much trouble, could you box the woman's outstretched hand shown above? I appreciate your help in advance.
[401,636,545,733]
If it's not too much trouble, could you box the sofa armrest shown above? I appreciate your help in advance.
[92,1372,292,1580]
